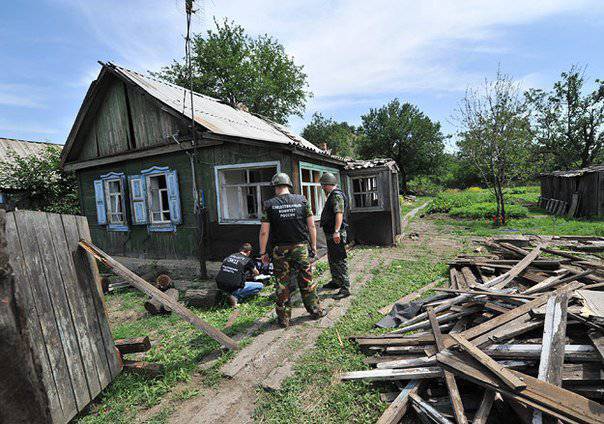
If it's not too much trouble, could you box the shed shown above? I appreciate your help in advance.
[540,165,604,217]
[61,62,401,274]
[345,159,402,245]
[0,137,59,209]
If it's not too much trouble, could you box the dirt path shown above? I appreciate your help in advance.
[140,203,461,424]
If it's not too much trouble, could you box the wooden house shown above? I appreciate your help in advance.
[540,165,604,217]
[61,62,401,270]
[0,137,60,209]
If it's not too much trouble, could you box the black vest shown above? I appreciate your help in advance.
[264,193,310,244]
[320,188,349,235]
[215,252,251,292]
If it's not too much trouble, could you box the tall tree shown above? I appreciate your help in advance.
[0,146,80,214]
[357,99,445,191]
[455,70,532,225]
[301,113,358,157]
[156,18,310,124]
[526,66,604,169]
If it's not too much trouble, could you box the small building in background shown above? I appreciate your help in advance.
[0,137,59,210]
[61,62,403,275]
[540,165,604,217]
[345,159,402,245]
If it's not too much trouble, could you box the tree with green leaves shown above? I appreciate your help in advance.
[455,70,532,225]
[0,146,80,214]
[357,99,446,191]
[156,18,310,124]
[301,113,358,157]
[526,66,604,170]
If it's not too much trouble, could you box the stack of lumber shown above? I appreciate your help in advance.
[343,236,604,423]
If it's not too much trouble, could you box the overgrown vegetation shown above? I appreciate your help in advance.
[301,112,359,157]
[0,145,80,214]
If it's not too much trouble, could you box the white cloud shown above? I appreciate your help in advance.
[0,83,45,108]
[51,0,602,123]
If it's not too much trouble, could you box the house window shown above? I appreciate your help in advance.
[351,176,380,209]
[216,162,279,223]
[104,179,125,224]
[94,172,128,231]
[299,162,340,217]
[148,174,171,223]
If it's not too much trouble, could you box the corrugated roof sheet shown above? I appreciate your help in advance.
[345,158,399,171]
[108,63,329,156]
[542,164,604,178]
[0,137,59,164]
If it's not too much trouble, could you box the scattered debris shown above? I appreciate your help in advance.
[345,235,604,423]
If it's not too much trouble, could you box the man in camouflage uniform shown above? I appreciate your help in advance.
[319,172,351,299]
[259,173,326,327]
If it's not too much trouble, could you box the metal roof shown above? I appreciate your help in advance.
[0,137,59,164]
[541,164,604,178]
[107,63,328,156]
[345,158,399,171]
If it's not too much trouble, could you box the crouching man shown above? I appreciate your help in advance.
[216,243,263,308]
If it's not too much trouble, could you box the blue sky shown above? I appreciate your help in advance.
[2,1,604,151]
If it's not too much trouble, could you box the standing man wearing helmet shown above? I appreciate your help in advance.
[259,172,326,327]
[319,172,351,299]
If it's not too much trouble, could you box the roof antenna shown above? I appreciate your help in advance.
[184,0,208,279]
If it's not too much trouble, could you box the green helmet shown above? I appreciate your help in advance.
[319,172,338,186]
[271,172,293,188]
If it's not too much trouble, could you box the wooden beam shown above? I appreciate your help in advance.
[409,392,454,424]
[449,333,526,390]
[443,281,583,349]
[79,240,238,350]
[496,243,546,288]
[437,351,604,424]
[435,288,538,300]
[473,390,495,424]
[588,329,604,364]
[537,293,569,385]
[340,367,443,382]
[427,307,468,424]
[376,380,421,424]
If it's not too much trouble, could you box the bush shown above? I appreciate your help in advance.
[449,202,529,219]
[407,176,443,196]
[426,189,493,214]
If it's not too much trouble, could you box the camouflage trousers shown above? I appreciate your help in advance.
[272,244,321,325]
[327,231,350,289]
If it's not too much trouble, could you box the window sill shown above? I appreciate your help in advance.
[218,220,262,225]
[148,223,176,232]
[107,224,129,232]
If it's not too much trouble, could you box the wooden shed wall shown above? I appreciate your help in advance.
[541,171,604,217]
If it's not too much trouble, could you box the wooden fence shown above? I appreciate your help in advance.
[1,210,121,423]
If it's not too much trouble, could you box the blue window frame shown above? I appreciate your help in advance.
[140,166,182,232]
[94,172,128,232]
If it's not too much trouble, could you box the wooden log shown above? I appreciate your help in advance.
[427,307,468,424]
[79,240,238,350]
[376,380,421,424]
[122,360,164,378]
[144,288,179,315]
[437,351,604,424]
[484,344,598,362]
[449,333,526,391]
[183,288,219,308]
[114,336,151,355]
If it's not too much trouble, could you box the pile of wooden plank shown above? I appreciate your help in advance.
[343,236,604,423]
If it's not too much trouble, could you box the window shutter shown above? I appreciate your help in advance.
[166,170,182,225]
[94,179,107,225]
[128,175,148,224]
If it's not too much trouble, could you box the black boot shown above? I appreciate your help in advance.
[322,280,340,290]
[310,308,328,319]
[333,288,350,299]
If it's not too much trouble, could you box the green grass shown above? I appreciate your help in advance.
[77,291,273,423]
[449,202,529,219]
[254,251,449,423]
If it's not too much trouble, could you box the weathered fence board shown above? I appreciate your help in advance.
[2,210,121,423]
